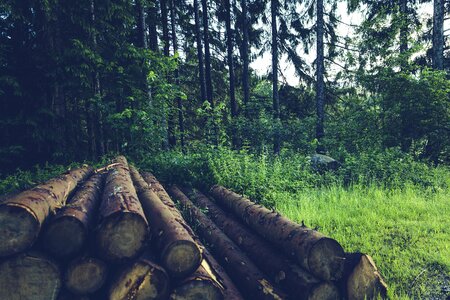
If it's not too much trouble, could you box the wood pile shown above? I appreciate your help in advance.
[0,156,387,300]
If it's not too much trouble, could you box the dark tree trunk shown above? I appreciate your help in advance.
[271,0,280,154]
[225,0,238,148]
[433,0,444,69]
[148,1,159,51]
[399,0,408,54]
[161,0,173,149]
[242,0,250,109]
[201,0,214,107]
[194,0,207,104]
[136,0,147,48]
[0,166,93,257]
[315,0,325,154]
[210,185,346,281]
[170,0,185,150]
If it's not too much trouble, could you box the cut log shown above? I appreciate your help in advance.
[185,187,340,300]
[210,185,345,281]
[341,253,387,300]
[141,173,243,300]
[96,156,149,262]
[42,173,105,258]
[168,186,286,300]
[129,167,201,277]
[170,259,224,300]
[0,166,93,257]
[0,252,61,300]
[108,252,170,300]
[64,256,108,295]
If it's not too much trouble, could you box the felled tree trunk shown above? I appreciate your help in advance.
[96,156,149,262]
[108,251,170,300]
[168,186,286,300]
[186,188,340,300]
[42,173,105,258]
[129,167,201,277]
[141,173,243,300]
[64,256,107,295]
[0,166,93,257]
[0,252,61,300]
[209,185,345,281]
[340,253,387,300]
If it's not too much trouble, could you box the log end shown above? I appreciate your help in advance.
[347,254,388,300]
[170,277,224,300]
[65,257,107,295]
[97,212,148,261]
[42,217,86,258]
[308,237,345,281]
[0,252,61,300]
[0,203,40,257]
[109,259,169,300]
[161,240,202,277]
[307,282,341,300]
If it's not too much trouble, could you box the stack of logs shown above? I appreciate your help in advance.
[0,156,387,300]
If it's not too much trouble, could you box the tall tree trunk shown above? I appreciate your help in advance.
[161,0,171,149]
[225,0,238,148]
[315,0,325,154]
[136,0,147,48]
[194,0,207,104]
[242,0,250,110]
[271,0,280,154]
[433,0,444,69]
[399,0,408,55]
[170,0,184,149]
[148,1,159,51]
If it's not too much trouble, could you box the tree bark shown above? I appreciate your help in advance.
[202,0,214,108]
[339,253,387,300]
[186,188,341,300]
[96,156,149,262]
[140,172,243,300]
[271,0,281,154]
[42,173,105,258]
[64,256,108,295]
[170,0,185,150]
[399,0,408,55]
[148,0,159,52]
[136,0,147,48]
[209,185,345,281]
[0,252,61,300]
[129,167,201,277]
[168,186,286,300]
[242,0,250,109]
[108,251,170,300]
[316,0,325,154]
[194,0,207,104]
[433,0,444,69]
[161,0,171,149]
[0,166,93,257]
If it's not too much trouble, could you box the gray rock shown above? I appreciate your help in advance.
[311,154,341,172]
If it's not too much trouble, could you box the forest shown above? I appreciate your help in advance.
[0,0,449,299]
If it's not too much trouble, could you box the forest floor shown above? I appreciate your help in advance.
[1,148,449,299]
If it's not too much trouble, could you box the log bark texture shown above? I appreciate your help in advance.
[130,167,201,277]
[108,252,169,300]
[0,251,61,300]
[42,173,105,258]
[64,256,107,295]
[186,188,340,300]
[96,156,149,262]
[210,185,345,281]
[141,173,243,300]
[0,166,93,257]
[340,253,387,300]
[170,259,224,300]
[168,185,286,300]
